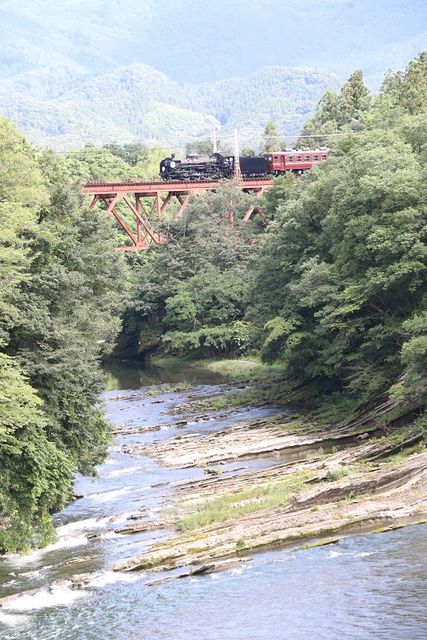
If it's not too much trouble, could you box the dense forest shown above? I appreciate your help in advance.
[0,52,426,552]
[1,64,337,150]
[122,53,427,421]
[1,1,423,86]
[0,123,128,551]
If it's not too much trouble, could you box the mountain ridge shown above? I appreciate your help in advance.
[1,0,426,149]
[0,63,340,150]
[1,0,426,84]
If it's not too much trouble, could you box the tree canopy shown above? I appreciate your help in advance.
[0,118,128,551]
[249,53,427,419]
[261,120,285,153]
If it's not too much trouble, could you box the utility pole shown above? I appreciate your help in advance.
[234,128,241,179]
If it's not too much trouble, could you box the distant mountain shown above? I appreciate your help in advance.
[0,0,425,149]
[0,64,339,150]
[0,0,425,85]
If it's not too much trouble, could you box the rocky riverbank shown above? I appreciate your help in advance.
[0,376,426,611]
[111,386,427,580]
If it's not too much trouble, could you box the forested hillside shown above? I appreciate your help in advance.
[0,64,338,150]
[122,53,427,428]
[0,120,128,552]
[1,0,426,149]
[1,0,425,84]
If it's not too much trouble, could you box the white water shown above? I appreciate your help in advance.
[1,366,426,639]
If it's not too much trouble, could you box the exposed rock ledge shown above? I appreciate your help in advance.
[113,451,427,575]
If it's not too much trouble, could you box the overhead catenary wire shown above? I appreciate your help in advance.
[53,130,360,155]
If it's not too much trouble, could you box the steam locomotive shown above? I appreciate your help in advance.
[159,149,330,181]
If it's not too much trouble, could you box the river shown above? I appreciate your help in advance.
[0,362,426,639]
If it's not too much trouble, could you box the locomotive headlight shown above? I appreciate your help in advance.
[170,161,176,168]
[161,166,165,172]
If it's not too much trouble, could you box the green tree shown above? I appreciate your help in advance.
[185,138,214,155]
[0,354,72,552]
[398,51,427,115]
[121,183,264,357]
[185,138,231,156]
[339,70,371,124]
[315,90,341,124]
[8,174,128,471]
[241,146,255,157]
[0,118,129,550]
[249,125,426,414]
[390,311,427,406]
[104,143,148,166]
[297,71,370,147]
[64,146,140,181]
[0,118,48,206]
[261,120,285,153]
[260,172,299,220]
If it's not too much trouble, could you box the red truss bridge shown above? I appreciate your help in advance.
[82,178,273,250]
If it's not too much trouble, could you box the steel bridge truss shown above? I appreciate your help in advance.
[82,179,272,250]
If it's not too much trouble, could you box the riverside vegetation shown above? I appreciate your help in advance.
[0,52,426,554]
[0,121,129,551]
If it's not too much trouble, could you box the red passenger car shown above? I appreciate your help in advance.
[264,148,330,175]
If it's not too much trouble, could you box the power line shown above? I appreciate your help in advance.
[48,128,370,155]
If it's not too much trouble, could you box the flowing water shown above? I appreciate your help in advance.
[0,362,426,639]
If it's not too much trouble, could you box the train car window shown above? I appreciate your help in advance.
[321,155,327,160]
[287,156,293,161]
[296,155,302,161]
[314,155,319,160]
[304,155,310,161]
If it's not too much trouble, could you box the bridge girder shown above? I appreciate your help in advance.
[83,179,272,250]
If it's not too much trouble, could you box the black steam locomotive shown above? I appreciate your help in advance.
[159,153,268,181]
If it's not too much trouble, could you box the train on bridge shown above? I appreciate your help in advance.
[83,148,330,251]
[159,148,330,181]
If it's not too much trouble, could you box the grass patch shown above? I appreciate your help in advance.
[171,387,266,413]
[344,491,359,503]
[306,447,326,461]
[192,357,282,381]
[326,467,350,482]
[370,415,426,462]
[145,382,191,396]
[178,472,311,531]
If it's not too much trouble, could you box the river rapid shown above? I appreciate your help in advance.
[0,362,426,639]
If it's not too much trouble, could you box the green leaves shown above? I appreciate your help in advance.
[164,290,198,332]
[249,59,427,415]
[0,117,48,207]
[123,184,264,358]
[162,322,252,357]
[261,317,300,363]
[261,120,285,153]
[0,354,73,552]
[0,118,128,551]
[390,311,427,406]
